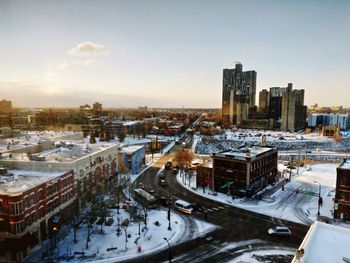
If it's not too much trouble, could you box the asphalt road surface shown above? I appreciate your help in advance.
[125,138,309,263]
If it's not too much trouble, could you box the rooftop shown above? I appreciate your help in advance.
[0,168,66,195]
[121,145,144,155]
[1,141,116,163]
[339,159,350,170]
[0,131,82,153]
[292,221,350,263]
[214,145,275,160]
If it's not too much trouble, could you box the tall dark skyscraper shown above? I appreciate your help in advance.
[281,88,307,131]
[222,63,256,125]
[258,89,269,114]
[269,83,293,122]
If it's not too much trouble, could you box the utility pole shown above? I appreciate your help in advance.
[297,149,300,175]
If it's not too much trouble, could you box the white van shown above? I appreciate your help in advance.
[175,200,193,214]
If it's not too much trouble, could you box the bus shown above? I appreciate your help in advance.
[175,200,193,214]
[133,188,159,208]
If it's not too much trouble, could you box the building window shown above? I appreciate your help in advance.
[47,186,52,196]
[31,212,36,224]
[10,203,22,215]
[30,194,35,206]
[10,222,23,234]
[53,183,58,193]
[23,197,29,209]
[38,190,43,201]
[39,206,45,218]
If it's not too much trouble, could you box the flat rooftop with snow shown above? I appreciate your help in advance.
[213,145,277,160]
[339,159,350,170]
[0,167,67,196]
[292,221,350,263]
[0,141,116,163]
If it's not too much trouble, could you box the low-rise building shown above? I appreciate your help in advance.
[212,145,278,196]
[292,221,350,263]
[119,145,145,174]
[0,167,74,262]
[334,159,350,221]
[0,141,118,211]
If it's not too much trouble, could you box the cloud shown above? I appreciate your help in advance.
[68,41,109,56]
[56,59,98,71]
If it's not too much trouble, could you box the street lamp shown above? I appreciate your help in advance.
[314,181,321,216]
[167,195,172,231]
[163,237,172,263]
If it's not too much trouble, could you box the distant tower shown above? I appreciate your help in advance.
[258,89,269,114]
[222,63,257,125]
[281,87,307,131]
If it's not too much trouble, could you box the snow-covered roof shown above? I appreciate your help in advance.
[0,169,67,195]
[339,159,350,170]
[1,142,116,163]
[292,221,350,263]
[121,145,144,155]
[0,131,82,153]
[214,146,275,160]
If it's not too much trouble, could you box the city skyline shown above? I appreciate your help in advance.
[1,0,350,108]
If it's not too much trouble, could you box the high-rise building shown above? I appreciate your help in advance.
[222,63,256,125]
[281,88,307,131]
[258,89,269,114]
[0,100,12,114]
[93,102,102,114]
[268,83,293,122]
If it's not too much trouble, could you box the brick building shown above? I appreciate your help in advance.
[334,159,350,221]
[0,142,118,212]
[0,167,74,261]
[212,145,278,196]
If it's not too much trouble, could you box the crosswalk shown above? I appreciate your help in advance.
[204,205,227,213]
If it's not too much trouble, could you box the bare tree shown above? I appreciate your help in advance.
[118,127,127,143]
[174,149,193,185]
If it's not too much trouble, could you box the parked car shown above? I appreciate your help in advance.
[173,168,178,175]
[159,179,167,187]
[148,189,156,195]
[138,183,145,189]
[159,172,165,179]
[267,226,291,236]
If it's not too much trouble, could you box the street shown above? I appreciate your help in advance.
[125,140,309,263]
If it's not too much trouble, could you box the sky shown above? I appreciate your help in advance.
[0,0,349,108]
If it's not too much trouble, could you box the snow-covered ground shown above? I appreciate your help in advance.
[177,162,347,226]
[172,239,294,263]
[56,208,184,262]
[228,248,295,263]
[55,205,214,263]
[195,129,350,155]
